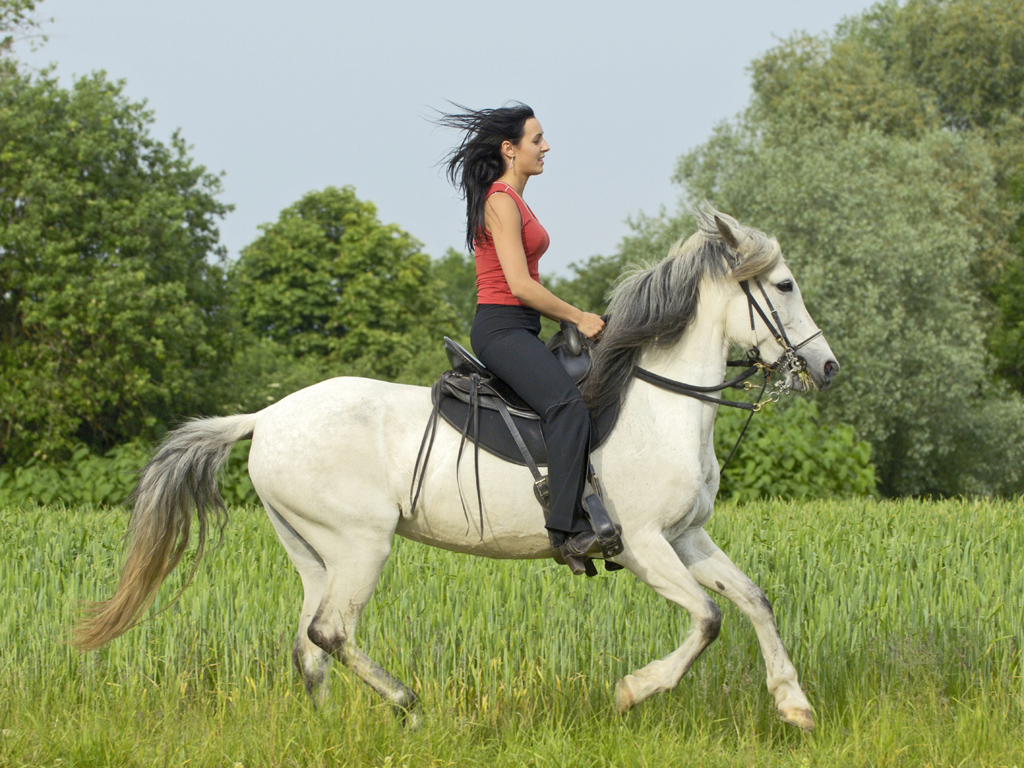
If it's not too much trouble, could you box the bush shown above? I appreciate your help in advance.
[0,439,257,508]
[714,396,877,503]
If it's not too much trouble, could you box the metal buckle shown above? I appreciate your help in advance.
[533,476,550,512]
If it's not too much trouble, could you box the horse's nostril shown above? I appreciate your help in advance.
[824,360,839,380]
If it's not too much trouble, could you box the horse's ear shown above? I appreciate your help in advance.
[714,215,741,251]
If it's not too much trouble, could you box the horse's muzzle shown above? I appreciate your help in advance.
[793,355,840,392]
[814,358,840,391]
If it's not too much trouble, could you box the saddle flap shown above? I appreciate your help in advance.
[431,378,549,467]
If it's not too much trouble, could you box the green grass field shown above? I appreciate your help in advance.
[2,498,1022,767]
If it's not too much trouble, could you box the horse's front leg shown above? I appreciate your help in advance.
[673,527,814,731]
[614,533,724,713]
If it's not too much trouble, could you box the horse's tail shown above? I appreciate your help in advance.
[73,413,258,651]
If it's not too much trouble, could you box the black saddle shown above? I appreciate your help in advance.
[433,325,617,467]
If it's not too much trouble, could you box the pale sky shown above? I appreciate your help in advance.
[20,0,878,275]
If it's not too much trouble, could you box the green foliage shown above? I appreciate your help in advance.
[212,336,338,416]
[219,442,258,506]
[0,0,45,55]
[715,397,876,502]
[989,170,1024,390]
[845,0,1024,133]
[678,123,1024,496]
[750,0,1024,149]
[547,251,628,316]
[231,187,458,381]
[747,0,1024,380]
[989,256,1024,389]
[0,439,257,507]
[0,66,232,464]
[0,440,147,507]
[433,246,476,337]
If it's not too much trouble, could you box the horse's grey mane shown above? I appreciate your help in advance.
[582,206,781,412]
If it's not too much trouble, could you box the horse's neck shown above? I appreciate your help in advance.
[637,312,729,392]
[632,306,729,448]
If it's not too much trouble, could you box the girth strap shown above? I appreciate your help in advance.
[410,374,487,537]
[409,387,441,519]
[411,373,550,536]
[492,396,550,510]
[451,374,485,537]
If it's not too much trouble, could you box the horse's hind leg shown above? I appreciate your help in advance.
[293,570,332,705]
[263,502,333,705]
[304,527,418,719]
[673,528,814,731]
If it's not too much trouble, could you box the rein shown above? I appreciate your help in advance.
[635,360,767,411]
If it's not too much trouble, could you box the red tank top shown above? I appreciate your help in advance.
[474,182,550,306]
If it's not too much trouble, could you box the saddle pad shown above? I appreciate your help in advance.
[432,378,620,468]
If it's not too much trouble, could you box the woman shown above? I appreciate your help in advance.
[438,103,611,574]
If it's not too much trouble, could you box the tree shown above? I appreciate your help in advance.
[640,0,1024,496]
[747,0,1024,376]
[748,0,1024,148]
[0,67,232,465]
[547,251,627,318]
[231,187,458,382]
[432,247,476,339]
[678,121,1024,495]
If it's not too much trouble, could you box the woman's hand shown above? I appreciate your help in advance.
[576,311,605,339]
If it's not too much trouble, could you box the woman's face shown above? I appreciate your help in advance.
[511,117,549,176]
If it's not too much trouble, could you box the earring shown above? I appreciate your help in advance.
[509,154,516,173]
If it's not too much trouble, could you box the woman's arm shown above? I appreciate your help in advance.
[484,193,605,338]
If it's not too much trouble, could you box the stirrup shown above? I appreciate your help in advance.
[561,553,599,577]
[583,492,623,557]
[584,468,623,557]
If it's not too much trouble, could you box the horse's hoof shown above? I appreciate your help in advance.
[779,706,814,731]
[614,676,637,714]
[402,710,424,731]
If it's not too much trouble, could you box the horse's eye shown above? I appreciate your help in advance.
[776,280,794,293]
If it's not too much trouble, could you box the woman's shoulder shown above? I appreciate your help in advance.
[486,180,517,198]
[483,186,522,226]
[485,181,529,218]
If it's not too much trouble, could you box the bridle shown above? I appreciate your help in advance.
[740,278,823,368]
[635,276,822,410]
[632,275,824,472]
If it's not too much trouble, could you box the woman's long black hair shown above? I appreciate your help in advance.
[435,102,535,252]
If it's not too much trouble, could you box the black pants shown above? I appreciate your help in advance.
[471,304,591,542]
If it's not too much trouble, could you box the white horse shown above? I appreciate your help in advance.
[75,208,838,731]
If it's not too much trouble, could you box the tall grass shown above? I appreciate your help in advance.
[1,498,1021,766]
